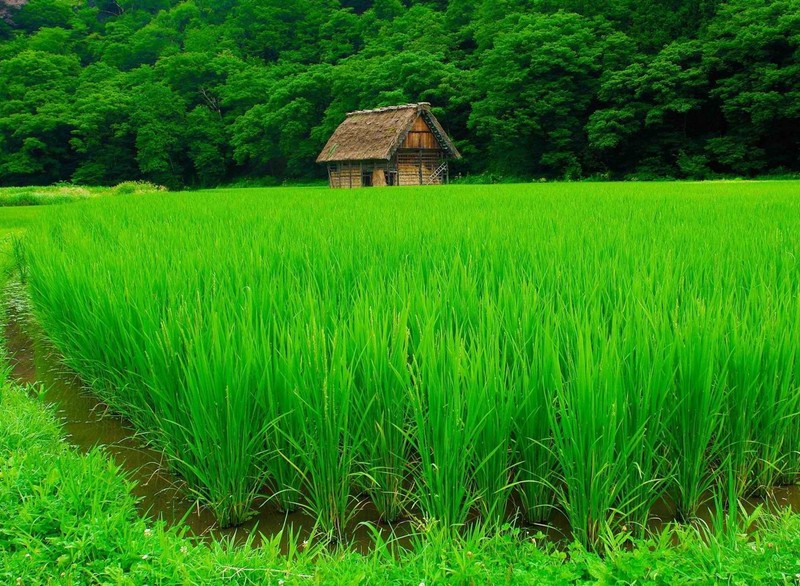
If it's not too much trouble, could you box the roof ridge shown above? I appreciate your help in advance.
[346,102,431,117]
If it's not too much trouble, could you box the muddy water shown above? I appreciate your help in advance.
[5,286,800,550]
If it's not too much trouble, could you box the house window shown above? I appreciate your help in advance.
[362,170,373,187]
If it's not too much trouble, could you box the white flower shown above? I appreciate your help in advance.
[144,528,152,537]
[141,554,149,560]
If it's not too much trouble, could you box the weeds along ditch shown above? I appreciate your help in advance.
[18,182,800,551]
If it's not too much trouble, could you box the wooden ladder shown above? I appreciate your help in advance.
[425,162,448,185]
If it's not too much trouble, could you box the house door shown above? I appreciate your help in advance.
[361,171,373,187]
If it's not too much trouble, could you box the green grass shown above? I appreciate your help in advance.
[0,206,46,242]
[17,181,800,551]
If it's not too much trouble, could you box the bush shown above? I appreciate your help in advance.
[112,181,168,196]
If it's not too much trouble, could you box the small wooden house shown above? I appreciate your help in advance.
[316,102,461,188]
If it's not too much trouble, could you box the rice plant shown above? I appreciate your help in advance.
[409,317,482,529]
[506,292,559,525]
[284,319,359,541]
[667,307,728,521]
[18,181,800,541]
[349,299,412,523]
[614,313,673,537]
[549,311,633,550]
[257,320,305,513]
[466,306,516,527]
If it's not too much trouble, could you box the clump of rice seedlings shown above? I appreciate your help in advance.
[614,312,673,537]
[704,457,763,549]
[785,321,800,485]
[284,319,359,542]
[722,314,769,499]
[510,379,557,526]
[166,308,268,527]
[11,236,28,283]
[780,413,800,486]
[409,317,481,529]
[667,305,728,522]
[256,320,305,513]
[741,290,800,495]
[778,311,800,485]
[754,272,800,487]
[549,312,632,550]
[349,300,412,523]
[506,292,559,525]
[749,344,795,495]
[466,306,516,527]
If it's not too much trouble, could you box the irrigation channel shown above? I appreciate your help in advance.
[5,284,800,550]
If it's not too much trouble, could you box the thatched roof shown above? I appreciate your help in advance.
[316,103,461,163]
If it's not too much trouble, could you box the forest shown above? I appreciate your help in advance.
[0,0,798,188]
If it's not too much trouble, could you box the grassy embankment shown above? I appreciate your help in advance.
[2,182,800,583]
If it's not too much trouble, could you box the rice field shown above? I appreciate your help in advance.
[20,182,800,549]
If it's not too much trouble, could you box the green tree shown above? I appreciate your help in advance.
[703,0,800,174]
[0,50,79,185]
[470,12,632,178]
[128,73,188,188]
[230,65,333,178]
[588,40,711,178]
[0,0,798,185]
[70,65,138,184]
[13,0,73,32]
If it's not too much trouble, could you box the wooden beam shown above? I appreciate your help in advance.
[420,110,453,157]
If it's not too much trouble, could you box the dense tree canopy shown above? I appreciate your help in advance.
[0,0,798,187]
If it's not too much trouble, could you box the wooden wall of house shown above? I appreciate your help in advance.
[397,151,445,185]
[328,161,391,188]
[401,116,439,150]
[327,150,450,188]
[328,162,361,188]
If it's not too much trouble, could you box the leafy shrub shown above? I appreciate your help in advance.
[112,181,168,195]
